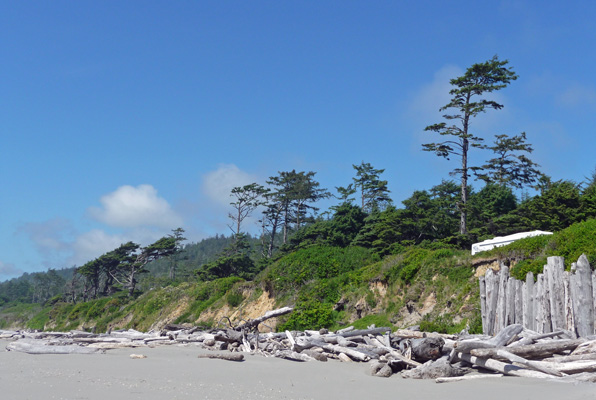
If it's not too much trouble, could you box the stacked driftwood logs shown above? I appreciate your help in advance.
[2,308,596,383]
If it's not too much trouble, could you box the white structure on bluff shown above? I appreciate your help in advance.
[471,230,553,255]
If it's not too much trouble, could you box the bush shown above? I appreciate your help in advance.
[278,299,335,331]
[226,291,244,308]
[267,246,373,293]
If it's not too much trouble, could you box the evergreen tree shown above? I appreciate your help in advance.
[352,162,392,213]
[423,55,518,234]
[476,132,542,189]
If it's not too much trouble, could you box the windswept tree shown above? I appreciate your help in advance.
[352,162,392,213]
[264,170,330,247]
[423,55,518,234]
[476,132,542,189]
[228,183,267,237]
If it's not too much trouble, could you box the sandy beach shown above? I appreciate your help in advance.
[1,340,594,400]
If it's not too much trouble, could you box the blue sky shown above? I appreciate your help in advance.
[2,1,595,281]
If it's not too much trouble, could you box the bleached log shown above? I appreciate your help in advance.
[487,349,563,377]
[479,276,488,334]
[6,341,103,354]
[508,330,566,347]
[546,257,566,331]
[235,307,293,331]
[537,274,552,333]
[401,357,466,379]
[456,352,553,379]
[73,337,131,344]
[435,374,504,383]
[571,339,596,355]
[485,268,499,335]
[274,350,315,362]
[542,353,596,363]
[571,255,594,337]
[593,271,596,334]
[563,271,576,334]
[524,272,535,331]
[88,342,145,349]
[197,353,244,361]
[301,349,328,362]
[338,327,391,338]
[455,324,523,353]
[470,339,584,359]
[495,264,509,334]
[366,337,421,368]
[514,279,523,325]
[505,276,516,326]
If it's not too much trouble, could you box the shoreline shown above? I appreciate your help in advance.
[1,340,594,400]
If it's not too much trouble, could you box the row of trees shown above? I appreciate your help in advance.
[73,234,183,301]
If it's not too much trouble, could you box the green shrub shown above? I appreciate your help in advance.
[510,257,547,280]
[350,314,395,330]
[226,291,244,308]
[267,246,373,293]
[278,299,335,331]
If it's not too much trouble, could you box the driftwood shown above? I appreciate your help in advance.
[235,307,293,331]
[3,305,596,384]
[483,254,596,337]
[6,341,104,355]
[470,339,584,359]
[456,352,554,379]
[435,373,504,383]
[401,357,466,379]
[410,337,444,361]
[198,352,244,361]
[455,324,523,353]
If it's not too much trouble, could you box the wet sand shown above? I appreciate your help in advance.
[1,340,594,400]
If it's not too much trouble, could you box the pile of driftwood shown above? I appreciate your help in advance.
[2,308,596,383]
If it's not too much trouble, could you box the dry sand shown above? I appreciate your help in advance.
[1,340,595,400]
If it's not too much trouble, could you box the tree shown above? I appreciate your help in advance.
[423,55,518,234]
[476,132,542,189]
[352,162,392,213]
[228,183,267,236]
[167,227,187,280]
[468,183,517,237]
[263,170,330,252]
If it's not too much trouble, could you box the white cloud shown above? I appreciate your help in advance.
[201,164,258,209]
[88,184,182,229]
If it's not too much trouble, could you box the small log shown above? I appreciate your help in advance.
[401,357,466,379]
[274,350,314,362]
[198,353,244,361]
[435,374,504,383]
[301,349,328,362]
[368,360,393,377]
